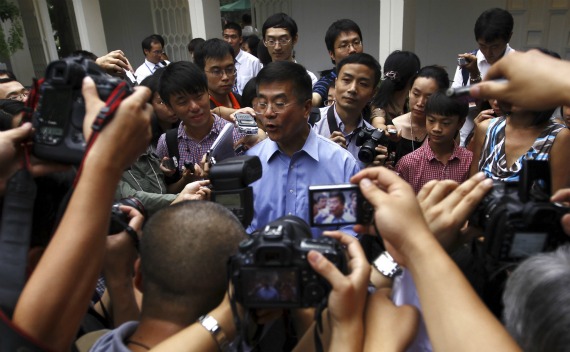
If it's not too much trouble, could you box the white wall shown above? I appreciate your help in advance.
[290,0,380,75]
[413,0,508,79]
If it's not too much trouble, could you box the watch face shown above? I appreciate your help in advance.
[201,315,218,331]
[373,252,401,278]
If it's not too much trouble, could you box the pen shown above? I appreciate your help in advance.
[446,78,508,97]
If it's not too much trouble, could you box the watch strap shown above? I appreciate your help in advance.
[372,251,402,278]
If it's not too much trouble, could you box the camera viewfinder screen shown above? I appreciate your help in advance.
[241,268,299,307]
[39,88,73,127]
[509,232,547,258]
[309,186,360,227]
[214,193,241,209]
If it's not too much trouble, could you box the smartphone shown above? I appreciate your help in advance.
[184,160,195,174]
[387,128,397,135]
[457,57,467,66]
[308,184,373,227]
[235,113,258,135]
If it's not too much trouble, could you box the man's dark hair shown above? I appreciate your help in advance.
[70,50,98,61]
[324,19,362,53]
[474,8,514,42]
[242,13,252,25]
[140,68,165,101]
[337,53,382,88]
[140,201,246,324]
[256,61,311,104]
[371,50,421,110]
[224,21,242,37]
[158,61,208,106]
[413,65,450,91]
[329,191,346,205]
[142,34,166,55]
[0,69,17,81]
[425,91,469,120]
[187,37,205,53]
[193,38,235,71]
[262,12,298,39]
[241,77,257,108]
[245,35,261,57]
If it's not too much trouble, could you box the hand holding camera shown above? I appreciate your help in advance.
[329,131,347,149]
[307,230,370,350]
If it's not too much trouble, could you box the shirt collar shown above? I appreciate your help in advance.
[266,126,318,162]
[332,105,368,135]
[477,43,514,65]
[424,139,461,162]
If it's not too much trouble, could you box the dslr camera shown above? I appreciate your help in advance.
[33,55,132,164]
[229,216,347,308]
[470,160,570,262]
[109,197,146,235]
[354,127,389,164]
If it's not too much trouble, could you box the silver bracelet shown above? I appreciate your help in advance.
[198,314,230,351]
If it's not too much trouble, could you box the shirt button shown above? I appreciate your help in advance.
[289,189,294,194]
[288,212,292,215]
[290,164,294,169]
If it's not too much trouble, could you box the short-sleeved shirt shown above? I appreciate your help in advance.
[233,49,263,95]
[396,140,473,194]
[90,321,138,352]
[245,128,360,237]
[156,114,244,174]
[312,69,337,105]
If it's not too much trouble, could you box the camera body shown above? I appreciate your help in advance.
[109,197,146,235]
[470,162,570,262]
[457,57,467,66]
[210,155,262,227]
[32,56,131,164]
[354,127,389,163]
[229,216,347,308]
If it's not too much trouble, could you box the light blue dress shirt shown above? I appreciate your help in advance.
[246,128,360,237]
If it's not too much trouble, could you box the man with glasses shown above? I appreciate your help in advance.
[312,19,364,108]
[155,61,249,193]
[0,79,28,102]
[194,38,242,112]
[261,13,318,86]
[222,22,262,96]
[245,61,359,237]
[135,34,170,84]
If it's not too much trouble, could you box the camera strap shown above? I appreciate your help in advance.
[72,81,131,189]
[0,169,36,318]
[326,105,341,134]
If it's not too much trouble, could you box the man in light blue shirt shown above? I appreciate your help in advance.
[245,61,360,237]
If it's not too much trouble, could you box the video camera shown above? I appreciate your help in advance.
[32,55,132,164]
[470,160,570,263]
[209,155,262,227]
[354,126,389,163]
[229,215,347,309]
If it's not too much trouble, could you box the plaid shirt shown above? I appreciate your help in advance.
[156,114,244,174]
[396,140,473,194]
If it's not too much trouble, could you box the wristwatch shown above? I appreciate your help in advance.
[198,314,230,351]
[372,251,402,278]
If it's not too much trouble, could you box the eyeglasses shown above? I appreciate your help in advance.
[254,101,292,114]
[151,50,164,55]
[336,40,362,52]
[264,37,292,47]
[7,89,28,101]
[205,68,237,77]
[324,99,335,107]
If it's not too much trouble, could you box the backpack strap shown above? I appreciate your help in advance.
[164,128,181,184]
[461,49,479,86]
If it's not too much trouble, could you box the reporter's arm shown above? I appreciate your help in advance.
[12,80,151,350]
[352,168,521,352]
[468,118,490,177]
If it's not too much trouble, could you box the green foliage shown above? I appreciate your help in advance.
[0,0,23,59]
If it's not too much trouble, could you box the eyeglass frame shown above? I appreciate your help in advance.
[6,89,29,101]
[263,37,293,47]
[253,100,294,115]
[323,99,335,107]
[336,39,362,52]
